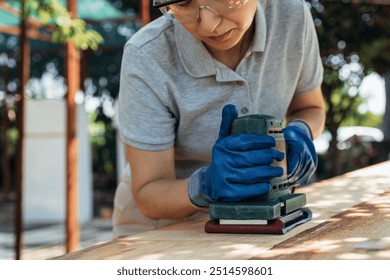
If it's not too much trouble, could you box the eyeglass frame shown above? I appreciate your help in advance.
[153,0,249,23]
[153,0,191,8]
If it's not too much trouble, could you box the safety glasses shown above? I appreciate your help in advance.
[153,0,249,23]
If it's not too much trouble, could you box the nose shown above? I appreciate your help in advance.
[198,6,221,32]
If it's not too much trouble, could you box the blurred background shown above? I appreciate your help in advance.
[0,0,389,259]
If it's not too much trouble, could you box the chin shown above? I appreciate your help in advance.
[204,35,243,51]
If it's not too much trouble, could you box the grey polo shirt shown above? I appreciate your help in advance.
[118,0,323,177]
[114,0,323,237]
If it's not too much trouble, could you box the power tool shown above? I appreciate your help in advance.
[205,115,312,234]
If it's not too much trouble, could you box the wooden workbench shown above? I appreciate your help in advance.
[57,161,390,260]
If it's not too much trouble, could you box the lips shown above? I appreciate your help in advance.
[208,29,232,42]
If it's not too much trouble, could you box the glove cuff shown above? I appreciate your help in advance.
[188,166,213,208]
[287,120,313,140]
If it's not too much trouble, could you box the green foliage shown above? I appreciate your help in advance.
[308,1,390,128]
[360,38,390,75]
[329,84,382,128]
[24,0,104,50]
[307,1,390,176]
[310,1,390,85]
[322,67,341,86]
[88,109,117,178]
[341,111,382,128]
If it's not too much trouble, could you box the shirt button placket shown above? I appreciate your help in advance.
[235,79,249,115]
[240,107,249,114]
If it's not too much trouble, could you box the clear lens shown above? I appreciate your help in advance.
[160,3,199,23]
[218,0,248,12]
[160,0,248,23]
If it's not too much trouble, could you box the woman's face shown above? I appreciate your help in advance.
[180,0,257,52]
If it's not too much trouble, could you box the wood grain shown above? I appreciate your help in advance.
[56,161,390,260]
[252,190,390,260]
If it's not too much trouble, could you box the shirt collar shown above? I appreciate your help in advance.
[176,0,267,78]
[252,0,267,53]
[176,22,216,78]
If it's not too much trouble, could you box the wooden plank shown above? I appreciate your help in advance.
[56,161,390,260]
[252,190,390,260]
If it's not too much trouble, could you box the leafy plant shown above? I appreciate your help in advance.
[24,0,104,50]
[309,0,390,176]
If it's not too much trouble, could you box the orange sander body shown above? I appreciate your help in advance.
[205,115,312,234]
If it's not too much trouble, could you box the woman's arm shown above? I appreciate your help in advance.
[126,144,199,220]
[286,87,326,139]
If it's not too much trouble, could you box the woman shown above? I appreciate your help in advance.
[113,0,325,238]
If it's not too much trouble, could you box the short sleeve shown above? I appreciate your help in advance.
[118,43,176,151]
[295,4,323,95]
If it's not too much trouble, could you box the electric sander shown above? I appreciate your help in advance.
[205,115,312,234]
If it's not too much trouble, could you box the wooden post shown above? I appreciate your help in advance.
[14,0,30,260]
[382,73,390,143]
[65,0,80,253]
[140,0,150,26]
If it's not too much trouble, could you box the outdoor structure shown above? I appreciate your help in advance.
[0,0,151,259]
[23,99,92,224]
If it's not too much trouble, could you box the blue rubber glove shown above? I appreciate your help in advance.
[188,105,284,208]
[284,121,318,186]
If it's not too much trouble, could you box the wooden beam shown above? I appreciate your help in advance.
[140,0,150,26]
[0,1,53,28]
[0,1,21,16]
[0,26,20,35]
[27,27,51,42]
[65,0,80,253]
[0,26,51,41]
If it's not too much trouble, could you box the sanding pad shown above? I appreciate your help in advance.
[204,207,312,234]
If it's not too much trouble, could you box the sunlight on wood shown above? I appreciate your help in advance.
[138,254,165,260]
[354,239,390,251]
[55,161,390,260]
[220,243,267,258]
[345,212,374,217]
[344,237,368,242]
[337,253,370,260]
